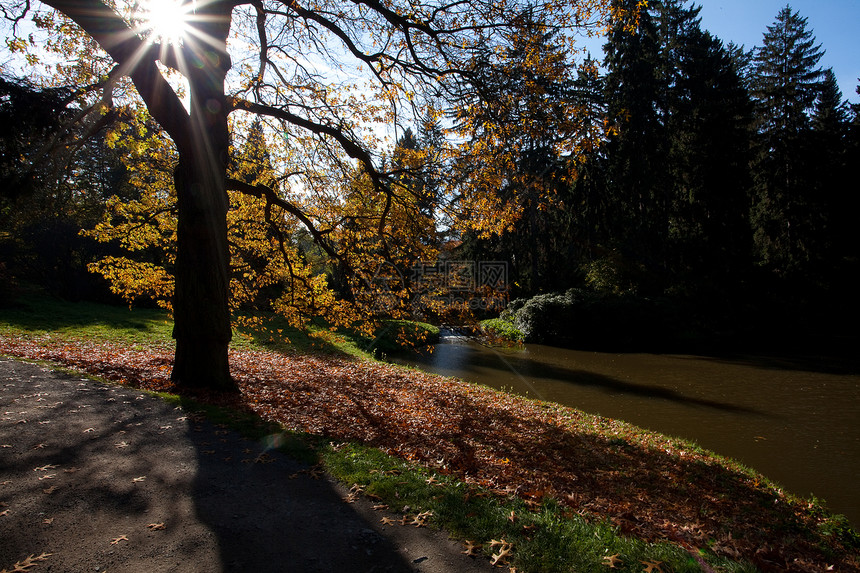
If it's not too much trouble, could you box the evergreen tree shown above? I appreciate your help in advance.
[749,6,825,275]
[811,70,853,270]
[602,0,667,289]
[601,0,754,293]
[665,18,754,285]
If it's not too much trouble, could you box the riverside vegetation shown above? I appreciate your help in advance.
[1,294,858,572]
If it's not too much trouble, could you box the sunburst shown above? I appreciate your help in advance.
[140,0,194,45]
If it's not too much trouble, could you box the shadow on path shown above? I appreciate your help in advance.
[0,358,490,573]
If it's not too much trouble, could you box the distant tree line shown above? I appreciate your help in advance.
[458,1,859,351]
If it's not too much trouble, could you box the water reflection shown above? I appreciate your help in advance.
[395,336,860,526]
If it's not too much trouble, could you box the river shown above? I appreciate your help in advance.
[395,334,860,526]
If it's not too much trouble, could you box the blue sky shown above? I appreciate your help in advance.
[580,1,859,103]
[697,0,859,102]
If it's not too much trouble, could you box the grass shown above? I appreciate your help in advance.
[321,441,756,573]
[0,294,174,349]
[0,292,436,360]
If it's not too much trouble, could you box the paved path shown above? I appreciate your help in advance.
[0,358,496,572]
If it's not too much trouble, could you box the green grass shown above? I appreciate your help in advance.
[321,441,757,573]
[0,293,174,348]
[0,293,436,360]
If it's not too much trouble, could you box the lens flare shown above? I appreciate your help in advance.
[141,0,192,45]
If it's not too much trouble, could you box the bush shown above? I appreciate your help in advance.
[506,289,690,350]
[480,317,524,343]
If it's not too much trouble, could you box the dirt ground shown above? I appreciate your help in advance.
[0,357,498,573]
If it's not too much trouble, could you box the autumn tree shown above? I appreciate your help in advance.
[456,12,610,295]
[2,0,616,390]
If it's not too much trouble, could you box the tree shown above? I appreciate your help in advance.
[456,12,610,296]
[0,76,130,299]
[749,5,825,274]
[663,9,753,285]
[602,0,667,290]
[3,0,615,390]
[596,0,755,295]
[809,69,852,271]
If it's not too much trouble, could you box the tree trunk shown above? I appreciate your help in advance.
[170,6,236,391]
[170,156,236,391]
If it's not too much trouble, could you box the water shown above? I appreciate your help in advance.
[395,334,860,525]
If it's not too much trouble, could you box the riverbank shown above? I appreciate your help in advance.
[1,299,859,572]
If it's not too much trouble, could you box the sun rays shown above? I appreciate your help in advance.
[138,0,194,45]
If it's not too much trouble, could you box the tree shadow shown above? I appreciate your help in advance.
[402,343,761,414]
[185,421,421,572]
[673,350,860,376]
[0,360,419,572]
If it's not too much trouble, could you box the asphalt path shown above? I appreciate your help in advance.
[0,357,497,573]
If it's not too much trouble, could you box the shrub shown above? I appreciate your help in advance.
[480,317,524,343]
[506,289,688,350]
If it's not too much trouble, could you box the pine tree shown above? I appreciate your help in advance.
[665,15,754,284]
[749,6,825,275]
[810,70,852,269]
[601,0,754,293]
[602,0,667,291]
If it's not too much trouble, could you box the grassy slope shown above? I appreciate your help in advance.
[1,294,857,573]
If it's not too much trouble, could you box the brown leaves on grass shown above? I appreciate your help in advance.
[1,334,857,572]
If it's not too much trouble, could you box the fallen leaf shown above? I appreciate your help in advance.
[0,552,52,572]
[110,534,129,545]
[115,441,129,448]
[380,517,396,526]
[462,540,483,556]
[33,465,57,472]
[491,543,513,567]
[603,554,622,568]
[0,509,9,517]
[42,518,54,524]
[42,486,57,494]
[641,560,664,573]
[132,476,146,482]
[147,522,165,530]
